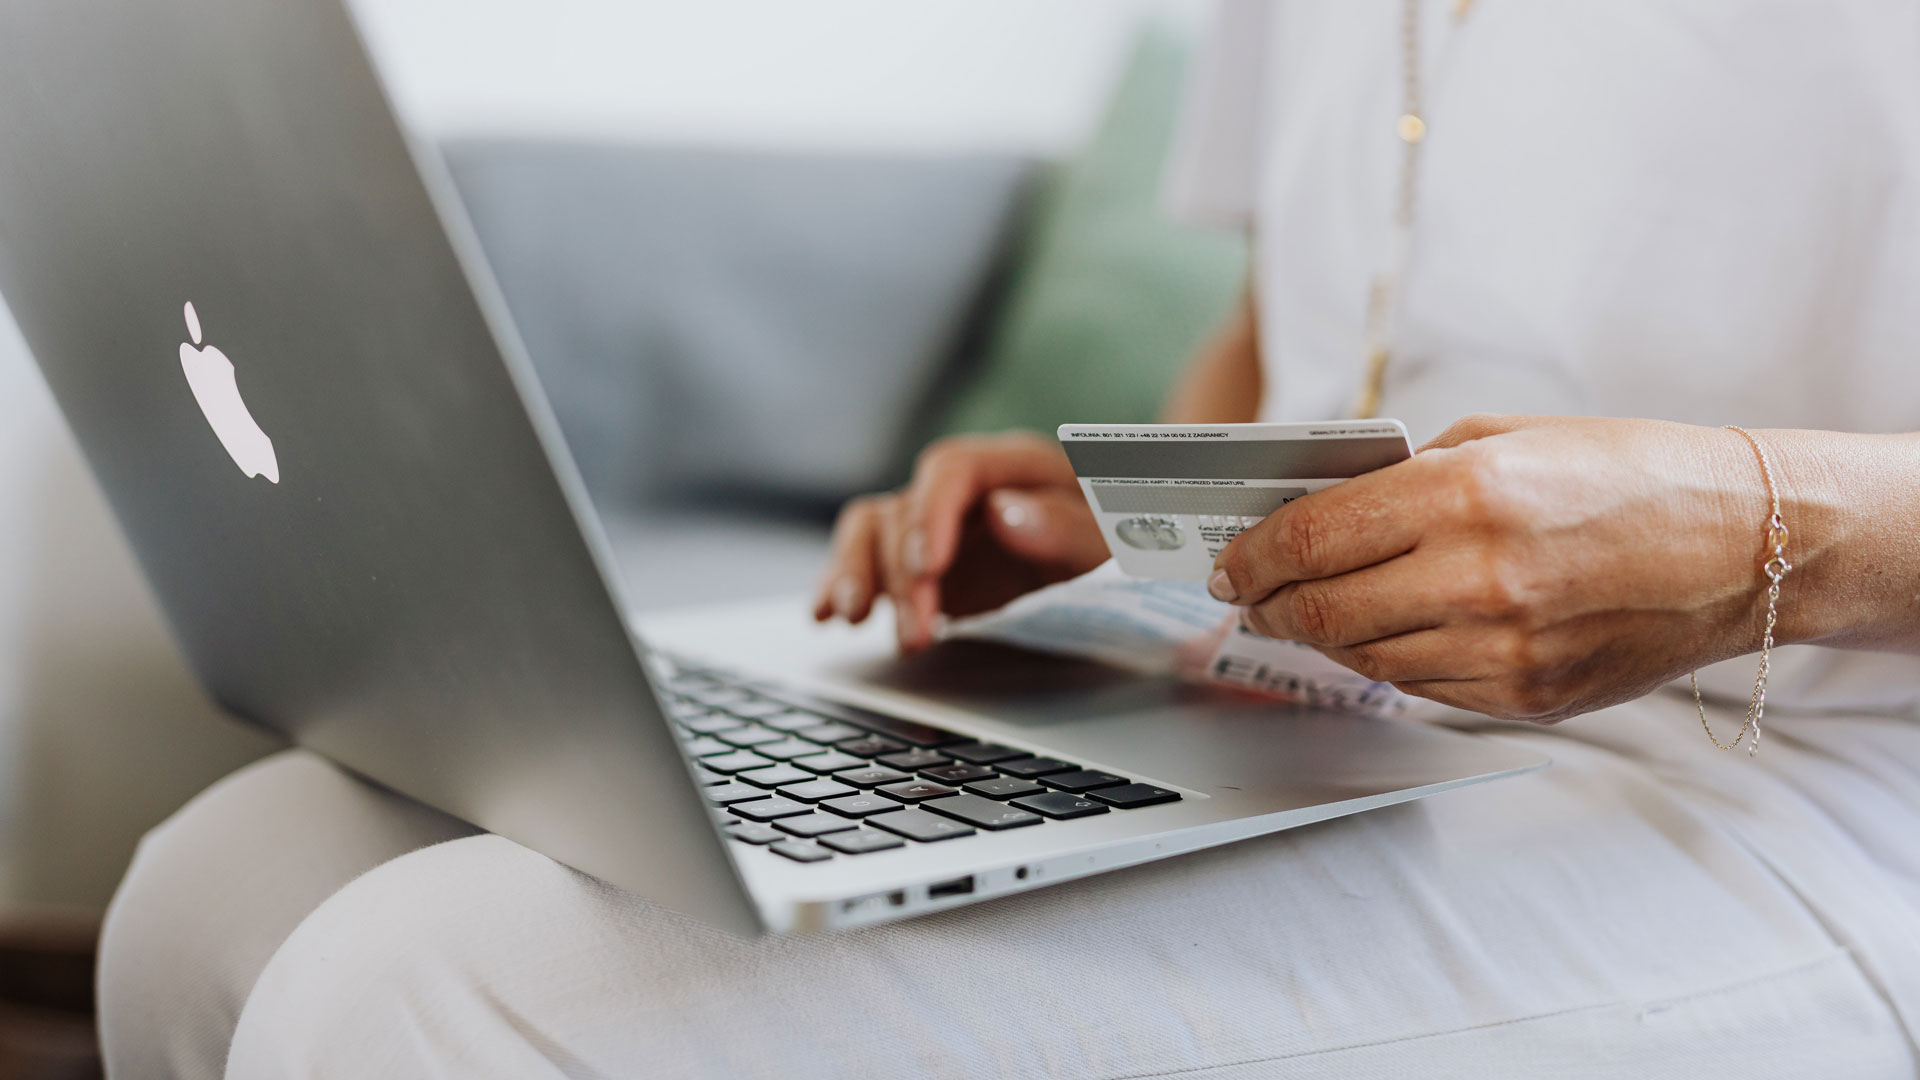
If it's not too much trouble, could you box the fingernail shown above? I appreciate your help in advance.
[998,494,1034,531]
[903,528,927,577]
[893,597,913,648]
[1207,569,1239,603]
[831,577,861,618]
[898,609,928,651]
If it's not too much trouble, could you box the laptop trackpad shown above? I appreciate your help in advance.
[814,640,1522,805]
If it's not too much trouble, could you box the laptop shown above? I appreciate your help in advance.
[0,0,1546,934]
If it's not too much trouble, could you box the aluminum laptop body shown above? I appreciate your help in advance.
[0,0,1546,934]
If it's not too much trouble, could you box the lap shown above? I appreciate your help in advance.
[103,696,1920,1079]
[229,829,1897,1080]
[97,750,477,1080]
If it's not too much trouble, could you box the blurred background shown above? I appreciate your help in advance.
[0,0,1242,1071]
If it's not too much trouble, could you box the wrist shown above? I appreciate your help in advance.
[1737,428,1875,647]
[1680,421,1920,735]
[1696,426,1785,655]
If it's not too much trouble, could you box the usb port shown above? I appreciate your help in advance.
[928,875,975,900]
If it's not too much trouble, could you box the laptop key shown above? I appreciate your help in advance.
[690,687,754,708]
[759,710,826,732]
[756,738,826,761]
[1011,792,1110,819]
[681,713,745,735]
[1038,769,1129,794]
[726,699,792,720]
[821,791,906,818]
[961,776,1044,800]
[664,699,710,720]
[1088,783,1183,809]
[791,750,866,775]
[717,725,784,748]
[796,722,863,744]
[997,756,1077,778]
[731,796,814,821]
[943,742,1028,765]
[877,748,950,772]
[769,840,834,863]
[702,751,776,774]
[683,736,732,758]
[774,812,860,838]
[693,766,729,786]
[778,779,857,803]
[836,735,908,758]
[725,822,784,845]
[923,794,1042,831]
[736,763,816,789]
[704,782,771,805]
[712,810,740,826]
[833,766,913,789]
[877,780,958,803]
[819,829,906,855]
[828,705,966,747]
[920,762,996,785]
[868,809,976,843]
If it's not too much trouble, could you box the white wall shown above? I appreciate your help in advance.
[350,0,1205,153]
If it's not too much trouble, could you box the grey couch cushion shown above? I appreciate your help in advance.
[441,140,1034,510]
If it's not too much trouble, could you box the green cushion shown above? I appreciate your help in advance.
[928,25,1248,442]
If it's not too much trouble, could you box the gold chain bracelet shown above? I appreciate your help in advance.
[1692,425,1791,757]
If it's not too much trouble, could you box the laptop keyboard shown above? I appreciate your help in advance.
[654,661,1182,865]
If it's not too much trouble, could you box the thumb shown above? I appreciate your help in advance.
[983,488,1107,567]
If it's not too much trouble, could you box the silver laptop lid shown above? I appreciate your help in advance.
[0,0,760,933]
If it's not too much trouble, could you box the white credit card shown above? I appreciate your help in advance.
[1057,420,1412,580]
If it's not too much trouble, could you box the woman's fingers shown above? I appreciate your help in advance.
[813,496,885,623]
[1309,626,1502,684]
[873,497,934,651]
[1314,622,1589,724]
[1235,546,1472,647]
[1215,414,1576,605]
[810,490,956,650]
[898,433,1077,584]
[881,432,1082,650]
[1210,461,1434,606]
[1390,678,1568,724]
[983,488,1108,569]
[817,432,1097,648]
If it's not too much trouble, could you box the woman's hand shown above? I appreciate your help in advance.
[813,431,1108,652]
[1208,414,1781,722]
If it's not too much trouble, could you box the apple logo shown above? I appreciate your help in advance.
[179,300,278,483]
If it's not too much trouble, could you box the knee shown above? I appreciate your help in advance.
[223,835,596,1078]
[98,749,312,1080]
[98,749,476,1080]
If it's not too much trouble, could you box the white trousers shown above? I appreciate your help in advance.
[98,691,1920,1079]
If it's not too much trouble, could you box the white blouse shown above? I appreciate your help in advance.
[1167,0,1920,713]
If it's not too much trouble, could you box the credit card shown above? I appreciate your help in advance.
[1057,420,1412,580]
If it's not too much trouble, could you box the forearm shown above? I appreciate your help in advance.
[1159,283,1261,424]
[1734,428,1920,654]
